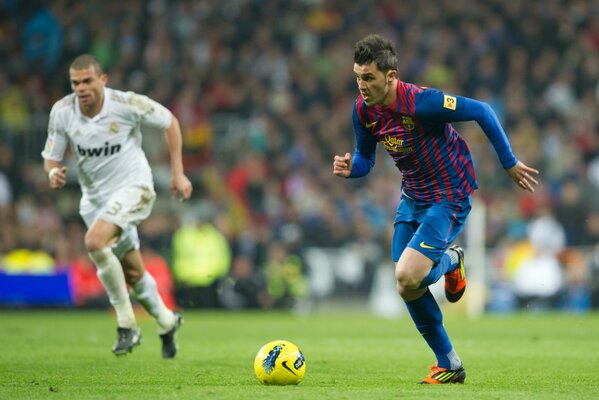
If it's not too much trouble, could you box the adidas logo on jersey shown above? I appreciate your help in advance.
[77,142,122,157]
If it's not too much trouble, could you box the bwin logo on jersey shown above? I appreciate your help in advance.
[77,142,121,157]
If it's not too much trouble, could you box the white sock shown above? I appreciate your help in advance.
[131,272,175,334]
[447,249,459,266]
[446,349,463,370]
[89,248,137,329]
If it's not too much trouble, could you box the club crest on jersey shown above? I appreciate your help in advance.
[109,122,119,135]
[401,116,415,131]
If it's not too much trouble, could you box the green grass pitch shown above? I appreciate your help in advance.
[1,309,598,399]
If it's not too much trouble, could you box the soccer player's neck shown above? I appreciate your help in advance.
[381,79,399,107]
[81,94,105,118]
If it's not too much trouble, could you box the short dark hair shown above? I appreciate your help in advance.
[354,34,398,73]
[70,54,104,75]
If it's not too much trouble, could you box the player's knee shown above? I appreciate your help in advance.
[123,267,143,285]
[84,231,106,253]
[396,283,419,300]
[395,264,421,290]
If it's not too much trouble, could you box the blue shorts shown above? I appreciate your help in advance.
[391,194,472,263]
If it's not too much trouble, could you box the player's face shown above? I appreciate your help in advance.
[69,66,108,117]
[354,63,396,106]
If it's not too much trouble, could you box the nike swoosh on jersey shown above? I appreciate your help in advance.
[419,241,437,250]
[365,121,377,128]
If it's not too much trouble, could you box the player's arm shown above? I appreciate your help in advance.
[164,114,193,201]
[131,92,193,201]
[415,89,539,191]
[42,105,68,189]
[334,105,377,178]
[334,146,375,178]
[415,89,517,168]
[449,96,539,192]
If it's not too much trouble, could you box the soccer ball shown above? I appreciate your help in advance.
[253,340,306,385]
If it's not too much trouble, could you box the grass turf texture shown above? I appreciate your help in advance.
[1,310,598,399]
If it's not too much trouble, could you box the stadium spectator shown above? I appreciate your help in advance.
[332,34,538,384]
[22,5,63,76]
[41,54,192,358]
[0,0,596,313]
[171,212,232,308]
[261,241,308,309]
[558,248,591,312]
[0,169,12,218]
[218,254,269,310]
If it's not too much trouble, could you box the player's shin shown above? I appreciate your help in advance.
[404,288,462,370]
[89,248,137,328]
[131,272,176,334]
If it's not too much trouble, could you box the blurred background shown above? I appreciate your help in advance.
[0,0,598,315]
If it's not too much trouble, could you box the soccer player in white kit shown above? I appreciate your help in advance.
[42,54,193,358]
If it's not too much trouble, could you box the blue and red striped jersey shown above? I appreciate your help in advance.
[350,80,517,203]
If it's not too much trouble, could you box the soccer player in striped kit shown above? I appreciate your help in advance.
[333,34,539,384]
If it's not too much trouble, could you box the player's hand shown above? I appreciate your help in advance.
[48,166,68,190]
[171,173,193,201]
[333,152,352,178]
[506,161,539,192]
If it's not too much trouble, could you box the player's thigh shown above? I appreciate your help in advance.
[392,221,416,262]
[99,185,156,229]
[85,219,122,250]
[392,219,435,288]
[395,247,435,289]
[105,185,156,259]
[408,196,472,263]
[392,195,421,262]
[82,185,155,255]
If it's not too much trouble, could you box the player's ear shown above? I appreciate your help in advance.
[387,69,397,83]
[101,74,109,85]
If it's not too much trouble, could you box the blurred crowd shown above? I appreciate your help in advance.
[0,0,598,311]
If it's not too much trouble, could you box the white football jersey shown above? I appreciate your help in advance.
[42,87,172,202]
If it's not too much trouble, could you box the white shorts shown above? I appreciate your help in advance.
[80,184,156,259]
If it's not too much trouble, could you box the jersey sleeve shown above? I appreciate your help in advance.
[414,88,518,169]
[349,104,377,178]
[41,103,69,162]
[127,92,172,131]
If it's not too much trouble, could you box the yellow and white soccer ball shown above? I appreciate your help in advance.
[253,340,306,385]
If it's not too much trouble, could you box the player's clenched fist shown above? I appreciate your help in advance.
[48,166,68,189]
[333,152,352,178]
[171,174,193,202]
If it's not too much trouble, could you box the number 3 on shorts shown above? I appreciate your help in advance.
[106,202,123,216]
